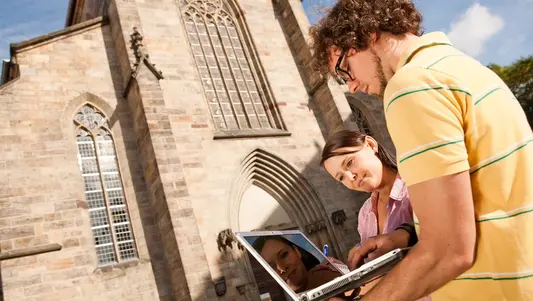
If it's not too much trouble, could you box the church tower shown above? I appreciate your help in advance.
[0,0,393,300]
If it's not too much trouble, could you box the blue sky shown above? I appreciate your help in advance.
[0,0,69,62]
[303,0,533,66]
[0,0,532,67]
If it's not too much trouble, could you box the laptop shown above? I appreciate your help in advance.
[235,230,407,301]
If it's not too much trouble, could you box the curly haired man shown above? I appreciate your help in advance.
[310,1,533,301]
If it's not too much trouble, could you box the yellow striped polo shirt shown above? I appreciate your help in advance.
[384,32,533,301]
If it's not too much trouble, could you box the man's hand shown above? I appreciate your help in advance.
[347,229,410,270]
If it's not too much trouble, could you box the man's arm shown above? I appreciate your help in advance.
[361,171,476,301]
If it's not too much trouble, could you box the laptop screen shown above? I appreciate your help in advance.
[242,233,344,294]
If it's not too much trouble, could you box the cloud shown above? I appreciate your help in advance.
[447,3,504,57]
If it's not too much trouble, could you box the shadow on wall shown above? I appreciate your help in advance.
[100,25,175,301]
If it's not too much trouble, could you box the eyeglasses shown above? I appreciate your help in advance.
[335,49,354,83]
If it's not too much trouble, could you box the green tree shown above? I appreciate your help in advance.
[488,55,533,128]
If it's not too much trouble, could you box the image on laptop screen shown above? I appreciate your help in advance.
[242,233,344,294]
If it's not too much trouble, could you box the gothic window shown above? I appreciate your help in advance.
[73,104,137,266]
[350,104,373,136]
[180,0,286,135]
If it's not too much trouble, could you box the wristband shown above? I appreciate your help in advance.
[395,223,418,247]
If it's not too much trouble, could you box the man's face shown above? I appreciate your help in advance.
[328,47,388,99]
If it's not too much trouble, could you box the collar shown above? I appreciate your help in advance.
[389,175,407,201]
[370,175,406,212]
[395,31,453,71]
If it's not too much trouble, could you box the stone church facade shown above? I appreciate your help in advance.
[0,0,392,301]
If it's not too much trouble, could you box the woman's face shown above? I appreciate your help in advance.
[260,239,307,291]
[323,137,384,192]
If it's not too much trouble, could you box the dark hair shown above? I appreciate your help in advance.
[309,0,423,76]
[253,236,319,271]
[320,130,397,172]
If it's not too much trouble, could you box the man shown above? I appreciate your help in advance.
[309,1,533,301]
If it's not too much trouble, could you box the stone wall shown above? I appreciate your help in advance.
[0,19,160,301]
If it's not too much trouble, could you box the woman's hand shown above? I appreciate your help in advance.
[326,256,346,265]
[311,257,346,273]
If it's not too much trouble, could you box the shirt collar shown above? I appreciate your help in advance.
[389,175,407,201]
[395,31,453,71]
[370,175,406,212]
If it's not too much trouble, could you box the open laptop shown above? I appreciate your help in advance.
[235,230,407,301]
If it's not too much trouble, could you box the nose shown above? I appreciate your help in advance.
[342,170,356,182]
[347,79,360,94]
[276,261,287,275]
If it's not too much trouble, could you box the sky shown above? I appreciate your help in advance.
[304,0,533,66]
[0,0,69,62]
[0,0,532,67]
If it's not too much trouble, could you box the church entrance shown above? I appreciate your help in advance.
[231,148,343,301]
[239,185,295,301]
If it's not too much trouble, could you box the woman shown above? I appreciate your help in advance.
[253,236,342,293]
[320,130,430,300]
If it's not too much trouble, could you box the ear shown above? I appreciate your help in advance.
[365,136,379,153]
[346,48,357,57]
[330,46,343,56]
[370,32,378,42]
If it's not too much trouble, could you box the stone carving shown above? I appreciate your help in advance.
[305,220,326,235]
[214,276,227,296]
[129,27,163,80]
[236,284,246,295]
[216,228,243,252]
[130,27,145,61]
[331,209,347,225]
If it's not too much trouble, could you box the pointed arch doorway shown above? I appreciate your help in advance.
[230,149,341,301]
[239,184,297,301]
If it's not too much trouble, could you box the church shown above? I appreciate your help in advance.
[0,0,393,300]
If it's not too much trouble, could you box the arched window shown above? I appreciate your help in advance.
[73,104,137,266]
[180,0,286,136]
